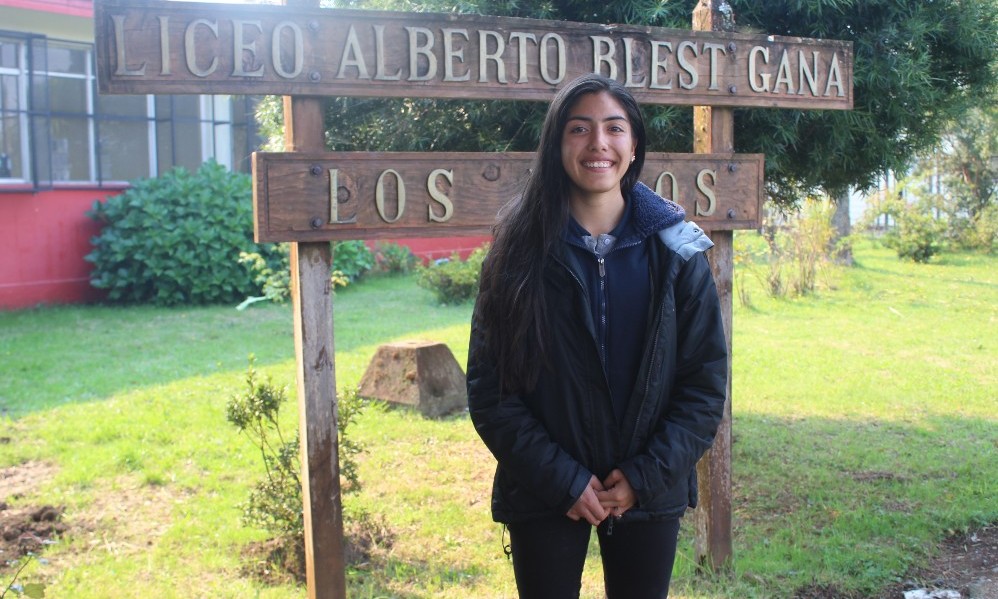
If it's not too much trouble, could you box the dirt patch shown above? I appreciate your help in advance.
[0,461,58,502]
[1,461,65,570]
[241,508,397,585]
[794,523,998,599]
[887,524,998,599]
[0,504,68,568]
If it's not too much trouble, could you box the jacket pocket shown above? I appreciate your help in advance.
[687,468,699,509]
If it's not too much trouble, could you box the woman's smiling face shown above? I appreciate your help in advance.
[560,91,637,204]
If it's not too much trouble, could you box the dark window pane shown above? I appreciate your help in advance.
[173,121,202,172]
[51,116,90,180]
[46,45,86,75]
[0,41,18,69]
[96,93,147,118]
[99,119,150,180]
[0,115,21,178]
[49,77,86,113]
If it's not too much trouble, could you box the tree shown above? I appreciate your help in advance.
[261,0,998,219]
[935,102,998,249]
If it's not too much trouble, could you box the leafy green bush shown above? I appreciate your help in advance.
[332,240,375,281]
[882,195,944,263]
[416,245,488,305]
[86,161,279,305]
[237,241,365,308]
[238,242,291,305]
[740,201,835,301]
[373,241,418,274]
[225,357,365,545]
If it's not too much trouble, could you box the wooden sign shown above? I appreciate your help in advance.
[252,152,764,242]
[95,0,852,109]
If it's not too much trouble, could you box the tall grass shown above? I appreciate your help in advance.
[0,238,995,598]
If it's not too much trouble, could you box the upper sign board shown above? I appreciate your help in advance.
[95,0,853,109]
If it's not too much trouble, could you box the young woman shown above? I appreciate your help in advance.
[467,73,728,599]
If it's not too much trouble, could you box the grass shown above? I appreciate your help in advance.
[0,237,995,598]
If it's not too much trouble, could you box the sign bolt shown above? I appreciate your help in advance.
[310,165,322,176]
[728,85,737,94]
[727,163,738,172]
[309,71,321,82]
[308,20,319,32]
[727,42,736,53]
[727,209,736,219]
[310,217,323,229]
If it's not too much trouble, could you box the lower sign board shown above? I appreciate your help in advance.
[252,151,763,242]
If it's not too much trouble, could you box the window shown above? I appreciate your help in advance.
[0,32,261,191]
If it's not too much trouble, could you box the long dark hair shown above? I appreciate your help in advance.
[475,74,647,393]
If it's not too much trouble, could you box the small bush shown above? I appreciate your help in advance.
[881,194,944,263]
[86,160,281,305]
[332,240,375,282]
[373,242,417,274]
[416,245,488,305]
[239,242,291,304]
[747,200,835,299]
[226,358,365,546]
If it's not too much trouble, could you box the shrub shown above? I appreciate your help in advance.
[238,242,291,305]
[746,200,835,299]
[225,358,365,544]
[332,240,375,282]
[881,194,945,263]
[237,241,367,308]
[86,160,280,305]
[416,245,488,305]
[373,242,417,274]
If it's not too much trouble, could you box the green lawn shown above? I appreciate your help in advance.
[1,238,995,598]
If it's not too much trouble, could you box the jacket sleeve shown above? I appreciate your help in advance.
[466,310,593,514]
[617,251,728,508]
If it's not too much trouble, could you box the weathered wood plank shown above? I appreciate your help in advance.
[252,151,764,242]
[693,0,735,574]
[94,0,852,109]
[284,88,346,599]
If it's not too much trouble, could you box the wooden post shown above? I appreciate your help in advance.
[283,1,346,597]
[693,0,735,572]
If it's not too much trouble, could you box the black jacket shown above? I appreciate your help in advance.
[467,185,728,524]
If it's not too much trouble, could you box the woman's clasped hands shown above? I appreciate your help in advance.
[565,469,637,526]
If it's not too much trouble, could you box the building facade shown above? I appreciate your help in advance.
[0,0,489,310]
[0,0,264,309]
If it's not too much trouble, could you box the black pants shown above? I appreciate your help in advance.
[506,516,681,599]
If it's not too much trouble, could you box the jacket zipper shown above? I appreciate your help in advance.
[597,256,607,368]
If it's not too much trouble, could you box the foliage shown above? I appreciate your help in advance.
[239,242,292,305]
[738,200,836,300]
[879,191,945,263]
[225,357,366,543]
[416,245,488,305]
[332,240,375,282]
[373,242,418,274]
[86,160,281,306]
[271,0,998,213]
[1,557,44,599]
[237,241,371,308]
[903,101,998,252]
[225,358,303,540]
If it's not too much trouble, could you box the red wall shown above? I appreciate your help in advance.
[0,188,120,310]
[1,0,92,17]
[0,188,490,311]
[389,236,490,263]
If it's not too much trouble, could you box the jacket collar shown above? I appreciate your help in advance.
[563,182,686,248]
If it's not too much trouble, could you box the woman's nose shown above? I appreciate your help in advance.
[589,131,607,151]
